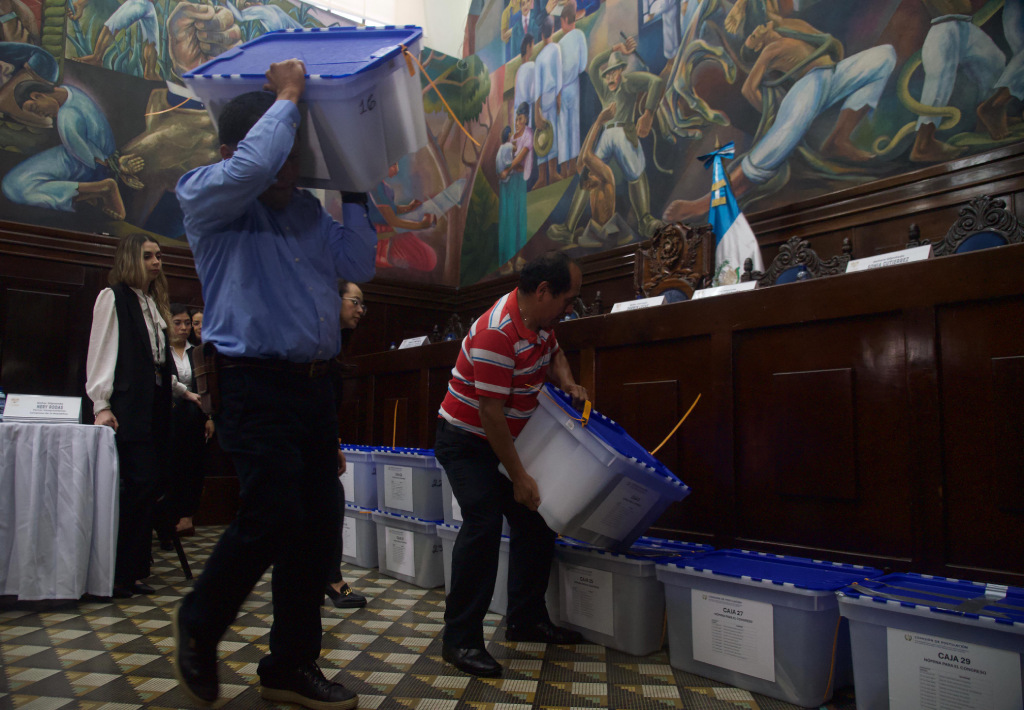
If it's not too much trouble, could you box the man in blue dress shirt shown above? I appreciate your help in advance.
[172,59,376,710]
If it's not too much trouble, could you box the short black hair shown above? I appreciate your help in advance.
[561,1,576,23]
[520,251,577,295]
[218,90,276,146]
[14,80,56,108]
[169,302,190,318]
[501,125,512,142]
[542,15,555,39]
[520,33,534,59]
[516,101,530,118]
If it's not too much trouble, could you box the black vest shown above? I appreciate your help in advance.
[109,283,172,442]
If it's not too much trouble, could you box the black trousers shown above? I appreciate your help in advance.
[166,397,207,519]
[114,385,168,585]
[179,366,339,672]
[327,481,346,585]
[433,419,556,650]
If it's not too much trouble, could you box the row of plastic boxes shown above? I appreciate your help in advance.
[345,506,1024,709]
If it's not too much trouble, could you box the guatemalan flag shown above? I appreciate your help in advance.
[699,143,763,285]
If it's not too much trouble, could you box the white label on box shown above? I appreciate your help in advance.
[610,295,666,313]
[451,492,463,522]
[2,394,82,422]
[562,564,614,637]
[581,477,660,541]
[341,515,357,557]
[886,627,1022,710]
[846,244,931,272]
[399,335,431,349]
[384,464,414,511]
[691,589,775,682]
[691,281,758,299]
[339,468,354,502]
[385,526,416,578]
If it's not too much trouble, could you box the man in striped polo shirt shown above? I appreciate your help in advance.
[435,251,588,678]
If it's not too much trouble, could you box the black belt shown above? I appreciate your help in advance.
[219,354,332,378]
[438,419,477,438]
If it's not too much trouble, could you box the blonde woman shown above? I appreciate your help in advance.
[86,234,199,598]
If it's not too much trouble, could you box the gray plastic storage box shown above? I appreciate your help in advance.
[373,447,444,520]
[341,503,377,568]
[554,537,712,656]
[656,550,882,708]
[372,510,443,588]
[436,523,510,615]
[838,573,1024,710]
[339,445,377,509]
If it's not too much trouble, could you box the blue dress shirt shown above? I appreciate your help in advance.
[177,100,377,362]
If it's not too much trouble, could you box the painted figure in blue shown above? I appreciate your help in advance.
[513,33,537,128]
[220,0,304,33]
[2,81,142,219]
[497,103,533,274]
[556,1,588,177]
[533,14,562,188]
[0,42,61,128]
[504,0,543,66]
[74,0,162,80]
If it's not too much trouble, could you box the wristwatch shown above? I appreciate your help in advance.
[340,191,368,206]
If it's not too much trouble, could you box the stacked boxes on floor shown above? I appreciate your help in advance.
[369,447,444,588]
[341,503,377,568]
[656,550,883,707]
[553,537,713,656]
[436,523,511,615]
[339,444,377,509]
[837,573,1024,710]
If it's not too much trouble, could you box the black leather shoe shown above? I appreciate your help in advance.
[325,583,367,609]
[111,585,134,599]
[441,644,503,677]
[171,603,218,705]
[259,661,357,710]
[505,620,584,644]
[133,582,155,595]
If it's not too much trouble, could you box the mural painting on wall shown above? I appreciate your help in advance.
[457,0,1024,286]
[0,0,1020,290]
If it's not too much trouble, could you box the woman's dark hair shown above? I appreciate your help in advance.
[516,101,530,118]
[169,302,190,318]
[519,251,576,295]
[189,305,204,317]
[218,90,277,146]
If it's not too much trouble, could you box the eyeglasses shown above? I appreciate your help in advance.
[343,297,367,313]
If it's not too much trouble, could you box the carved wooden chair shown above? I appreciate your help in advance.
[906,194,1024,256]
[741,236,852,286]
[633,222,715,302]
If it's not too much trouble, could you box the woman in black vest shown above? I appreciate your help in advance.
[86,234,200,598]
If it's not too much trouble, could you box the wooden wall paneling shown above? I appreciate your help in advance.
[936,297,1024,584]
[592,337,717,544]
[732,314,915,566]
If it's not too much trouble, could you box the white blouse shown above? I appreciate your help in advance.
[171,343,194,390]
[85,287,187,416]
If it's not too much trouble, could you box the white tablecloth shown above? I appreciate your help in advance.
[0,423,119,599]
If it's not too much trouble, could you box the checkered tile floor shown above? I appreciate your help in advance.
[1,527,857,709]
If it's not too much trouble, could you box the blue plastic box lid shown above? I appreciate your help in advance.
[339,443,378,453]
[840,573,1024,626]
[558,535,711,562]
[662,549,883,591]
[183,26,424,81]
[543,384,689,491]
[344,502,375,514]
[371,509,442,525]
[374,446,436,458]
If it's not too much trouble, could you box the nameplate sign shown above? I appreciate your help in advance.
[846,244,932,273]
[610,295,666,313]
[398,335,431,349]
[2,394,82,423]
[692,281,758,299]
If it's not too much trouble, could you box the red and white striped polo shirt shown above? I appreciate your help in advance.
[439,288,559,439]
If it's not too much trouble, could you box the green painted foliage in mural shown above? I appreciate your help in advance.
[459,170,500,287]
[421,53,491,125]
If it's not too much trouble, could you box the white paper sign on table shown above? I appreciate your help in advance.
[886,627,1022,710]
[384,464,413,511]
[846,244,931,273]
[691,589,775,682]
[691,281,758,299]
[2,394,82,423]
[610,295,666,313]
[385,526,416,578]
[341,515,357,556]
[562,564,614,636]
[398,335,431,349]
